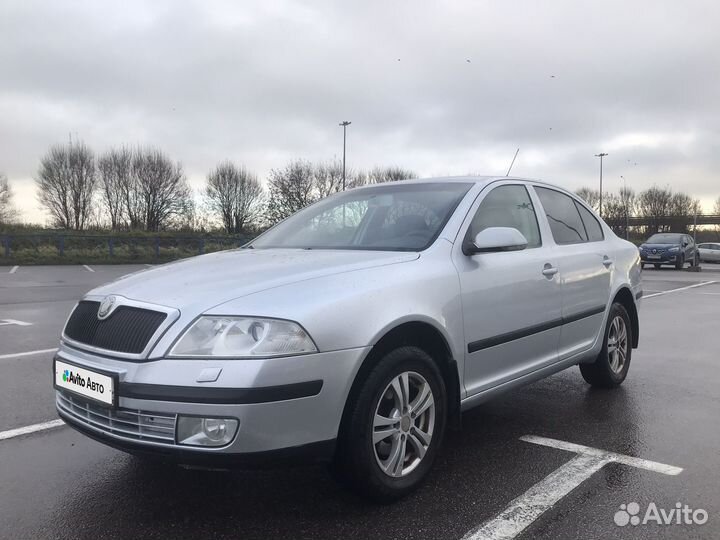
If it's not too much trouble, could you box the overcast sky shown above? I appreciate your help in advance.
[2,0,719,223]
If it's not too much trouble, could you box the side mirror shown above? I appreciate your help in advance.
[682,242,689,247]
[464,227,528,255]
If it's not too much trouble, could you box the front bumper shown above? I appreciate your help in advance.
[55,342,369,462]
[641,253,679,264]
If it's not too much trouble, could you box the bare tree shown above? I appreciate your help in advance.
[206,161,264,233]
[98,147,132,230]
[264,161,415,226]
[314,160,345,198]
[619,186,636,217]
[575,187,600,212]
[600,193,624,233]
[266,160,317,223]
[366,166,416,184]
[128,147,193,231]
[36,142,97,230]
[0,173,16,223]
[637,185,673,234]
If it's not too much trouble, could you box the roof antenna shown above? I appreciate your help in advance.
[506,148,520,176]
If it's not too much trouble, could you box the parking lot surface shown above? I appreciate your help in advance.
[1,264,719,539]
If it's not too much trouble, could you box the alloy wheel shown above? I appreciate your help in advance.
[607,315,628,374]
[372,371,435,477]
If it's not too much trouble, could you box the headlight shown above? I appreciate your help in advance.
[669,247,680,252]
[169,316,318,358]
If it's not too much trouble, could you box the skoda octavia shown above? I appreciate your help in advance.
[54,177,642,501]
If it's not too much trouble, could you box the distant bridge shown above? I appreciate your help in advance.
[603,214,720,228]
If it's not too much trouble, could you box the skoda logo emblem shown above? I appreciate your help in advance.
[98,296,117,320]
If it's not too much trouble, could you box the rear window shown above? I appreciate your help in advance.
[535,187,587,244]
[574,202,604,242]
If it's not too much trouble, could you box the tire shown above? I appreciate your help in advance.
[675,255,684,270]
[579,303,632,388]
[332,346,447,502]
[654,263,661,269]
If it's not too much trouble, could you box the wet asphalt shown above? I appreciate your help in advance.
[1,263,719,540]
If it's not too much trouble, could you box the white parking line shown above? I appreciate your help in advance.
[462,435,681,540]
[0,348,57,360]
[644,281,716,298]
[83,264,95,272]
[0,419,65,441]
[520,435,682,475]
[0,319,33,327]
[9,265,19,274]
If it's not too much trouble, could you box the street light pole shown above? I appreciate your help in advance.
[620,175,629,240]
[339,121,351,190]
[595,153,608,217]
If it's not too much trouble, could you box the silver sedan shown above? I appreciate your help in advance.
[53,176,642,501]
[698,242,720,263]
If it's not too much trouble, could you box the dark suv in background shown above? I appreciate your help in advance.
[639,233,699,269]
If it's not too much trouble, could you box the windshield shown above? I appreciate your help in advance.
[249,183,472,251]
[647,234,683,244]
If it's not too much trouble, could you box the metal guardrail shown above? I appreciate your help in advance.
[0,234,252,259]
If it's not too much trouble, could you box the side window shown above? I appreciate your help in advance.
[574,201,604,242]
[466,185,541,249]
[535,187,588,244]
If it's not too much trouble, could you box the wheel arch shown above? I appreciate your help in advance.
[338,320,462,446]
[612,287,639,348]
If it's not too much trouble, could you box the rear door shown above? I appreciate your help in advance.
[711,244,720,262]
[453,182,562,396]
[533,186,612,360]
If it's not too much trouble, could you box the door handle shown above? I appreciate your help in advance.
[602,256,613,268]
[542,264,558,277]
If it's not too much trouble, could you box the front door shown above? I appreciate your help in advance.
[454,183,562,397]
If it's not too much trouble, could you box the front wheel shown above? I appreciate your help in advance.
[675,255,684,269]
[579,303,632,388]
[332,346,447,502]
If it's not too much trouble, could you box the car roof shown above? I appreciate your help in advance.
[349,175,562,190]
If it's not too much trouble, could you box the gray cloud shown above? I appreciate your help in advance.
[1,0,720,221]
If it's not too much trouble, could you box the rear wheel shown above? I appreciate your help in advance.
[579,303,632,388]
[332,346,447,502]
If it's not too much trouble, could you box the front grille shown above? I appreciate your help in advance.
[57,391,177,444]
[64,301,167,354]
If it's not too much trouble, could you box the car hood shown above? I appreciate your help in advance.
[89,248,420,313]
[640,243,679,249]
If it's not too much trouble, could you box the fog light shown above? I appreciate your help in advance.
[176,416,239,447]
